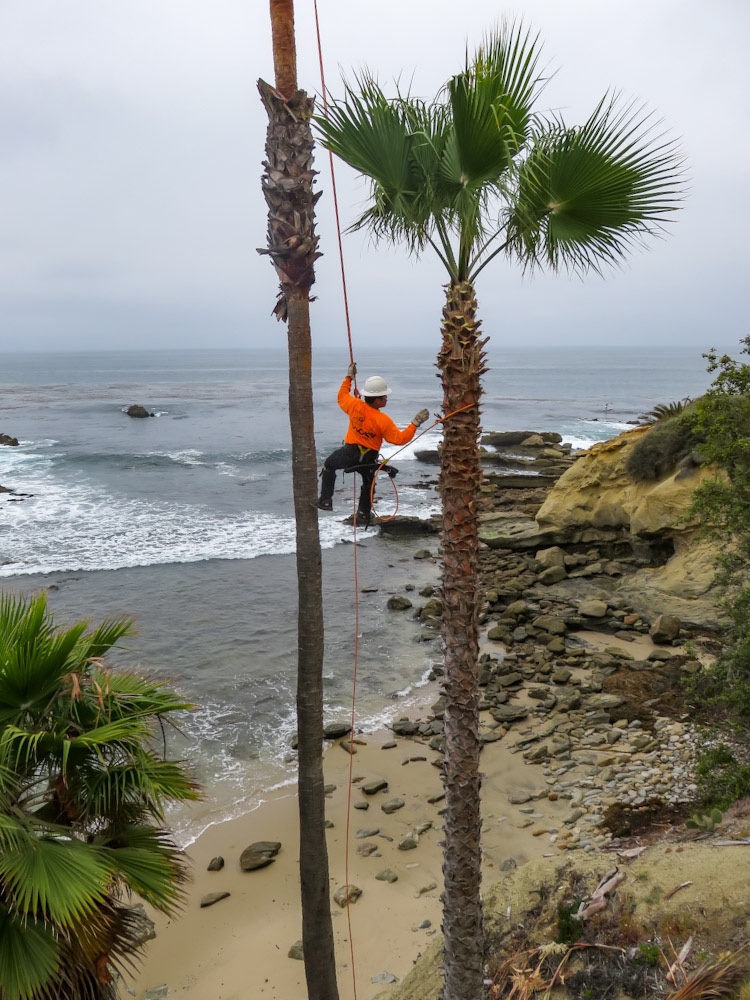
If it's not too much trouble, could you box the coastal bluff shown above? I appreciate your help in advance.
[475,424,722,632]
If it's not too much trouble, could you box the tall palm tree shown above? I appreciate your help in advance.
[259,3,339,998]
[315,22,683,1000]
[0,591,198,1000]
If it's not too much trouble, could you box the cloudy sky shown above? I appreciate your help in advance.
[1,0,747,354]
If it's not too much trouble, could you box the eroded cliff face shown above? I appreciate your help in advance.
[536,426,709,536]
[534,426,722,628]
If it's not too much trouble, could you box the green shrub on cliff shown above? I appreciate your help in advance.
[625,404,702,483]
[688,336,750,724]
[0,592,199,1000]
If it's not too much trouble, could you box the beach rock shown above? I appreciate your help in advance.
[371,972,399,985]
[288,940,304,960]
[387,595,413,611]
[361,779,389,795]
[240,841,281,871]
[207,856,224,871]
[125,903,156,946]
[144,988,169,1000]
[200,891,230,907]
[0,434,19,446]
[376,868,399,883]
[398,831,419,851]
[649,614,681,643]
[357,842,380,857]
[125,404,152,418]
[333,884,362,907]
[324,722,351,739]
[392,719,419,736]
[381,797,405,814]
[536,546,566,569]
[578,598,609,618]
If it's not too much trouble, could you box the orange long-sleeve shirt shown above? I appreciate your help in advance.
[338,377,416,452]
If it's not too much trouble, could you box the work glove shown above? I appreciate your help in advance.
[412,408,429,427]
[347,362,357,378]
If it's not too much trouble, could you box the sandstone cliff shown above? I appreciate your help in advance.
[479,425,724,632]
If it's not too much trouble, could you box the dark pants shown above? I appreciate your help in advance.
[320,444,378,513]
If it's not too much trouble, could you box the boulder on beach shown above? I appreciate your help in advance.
[0,433,19,446]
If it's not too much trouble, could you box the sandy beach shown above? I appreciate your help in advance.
[127,680,583,1000]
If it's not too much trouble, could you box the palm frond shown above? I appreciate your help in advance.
[315,74,433,244]
[506,93,684,274]
[0,835,111,926]
[443,20,541,194]
[0,909,60,1000]
[78,757,200,825]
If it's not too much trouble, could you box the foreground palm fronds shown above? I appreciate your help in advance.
[0,591,200,1000]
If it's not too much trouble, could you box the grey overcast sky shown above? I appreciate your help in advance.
[0,0,747,354]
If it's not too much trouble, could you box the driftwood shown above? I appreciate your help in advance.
[576,868,627,921]
[663,880,693,901]
[666,936,693,983]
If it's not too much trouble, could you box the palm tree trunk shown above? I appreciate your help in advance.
[259,11,339,993]
[436,279,487,1000]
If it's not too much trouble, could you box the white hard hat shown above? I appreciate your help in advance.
[362,375,390,396]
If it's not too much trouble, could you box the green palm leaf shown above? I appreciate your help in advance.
[507,94,683,274]
[0,910,59,1000]
[0,835,111,925]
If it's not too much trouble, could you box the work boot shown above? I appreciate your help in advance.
[316,497,333,511]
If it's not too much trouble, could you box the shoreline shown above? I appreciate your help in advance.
[129,628,667,1000]
[128,701,579,1000]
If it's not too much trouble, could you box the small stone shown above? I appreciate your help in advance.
[207,856,224,871]
[375,869,399,883]
[200,892,230,908]
[334,884,362,907]
[398,832,419,851]
[288,940,304,960]
[371,972,398,985]
[387,596,413,611]
[361,780,389,795]
[508,789,532,805]
[381,798,405,814]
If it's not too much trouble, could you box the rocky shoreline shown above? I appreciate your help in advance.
[377,426,730,854]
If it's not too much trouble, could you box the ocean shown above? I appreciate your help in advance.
[0,344,721,842]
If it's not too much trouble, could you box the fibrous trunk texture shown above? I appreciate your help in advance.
[437,279,488,1000]
[258,77,339,1000]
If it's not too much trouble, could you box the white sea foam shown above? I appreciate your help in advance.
[0,472,305,575]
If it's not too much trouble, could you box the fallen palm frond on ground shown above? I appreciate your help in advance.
[664,949,749,1000]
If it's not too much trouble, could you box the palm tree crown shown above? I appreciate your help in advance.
[0,592,199,1000]
[316,21,683,283]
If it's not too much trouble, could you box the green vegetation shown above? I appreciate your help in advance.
[687,336,750,726]
[686,807,724,832]
[0,592,199,1000]
[625,403,702,482]
[555,901,584,944]
[637,943,662,967]
[695,744,750,811]
[638,398,693,424]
